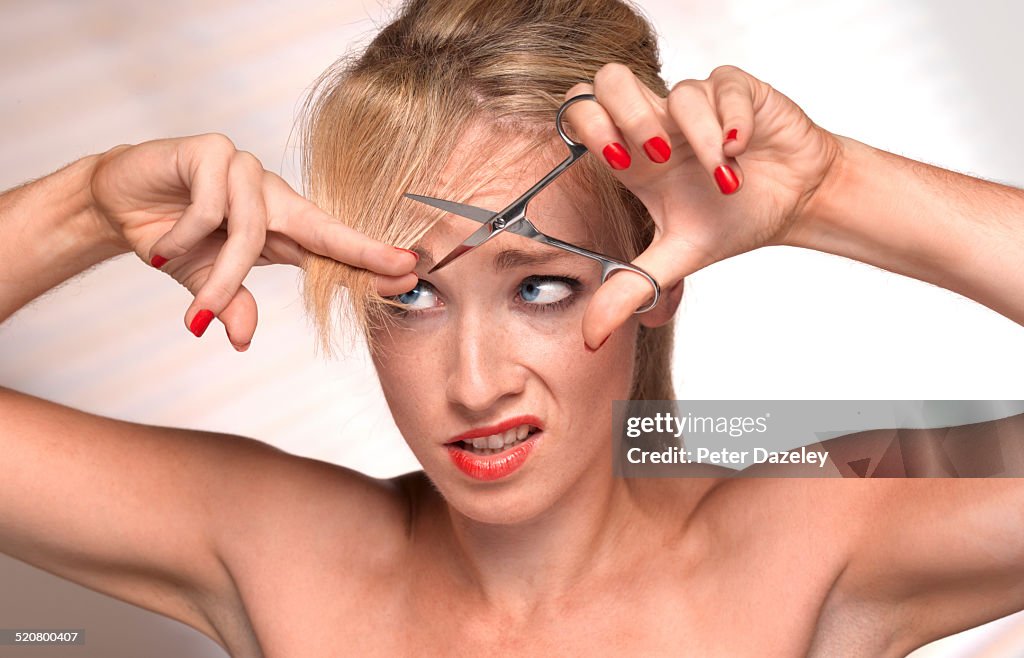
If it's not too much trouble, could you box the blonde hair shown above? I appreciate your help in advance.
[297,0,675,400]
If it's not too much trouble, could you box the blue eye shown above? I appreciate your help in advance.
[393,280,439,311]
[517,276,579,310]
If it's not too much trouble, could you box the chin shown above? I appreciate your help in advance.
[446,482,556,525]
[412,460,556,524]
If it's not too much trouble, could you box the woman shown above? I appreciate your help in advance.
[2,0,1023,656]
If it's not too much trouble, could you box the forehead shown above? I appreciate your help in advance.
[417,122,597,258]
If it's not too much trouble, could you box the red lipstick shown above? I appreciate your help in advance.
[445,415,544,481]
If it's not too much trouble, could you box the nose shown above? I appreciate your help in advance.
[445,309,527,413]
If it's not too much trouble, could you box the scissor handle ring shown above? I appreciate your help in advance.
[555,94,597,152]
[600,262,662,314]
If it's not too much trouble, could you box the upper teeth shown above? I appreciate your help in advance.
[467,424,533,450]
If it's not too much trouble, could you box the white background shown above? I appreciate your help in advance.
[0,0,1022,656]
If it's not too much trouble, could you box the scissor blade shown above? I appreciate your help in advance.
[404,193,506,272]
[403,193,496,224]
[428,221,499,273]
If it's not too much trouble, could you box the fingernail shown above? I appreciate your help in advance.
[150,254,168,268]
[642,136,671,164]
[724,128,738,143]
[189,309,215,337]
[394,247,419,261]
[233,341,251,353]
[602,143,631,170]
[714,164,739,195]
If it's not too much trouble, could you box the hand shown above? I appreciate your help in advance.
[563,64,843,348]
[89,134,418,349]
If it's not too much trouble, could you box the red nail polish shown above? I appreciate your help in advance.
[724,128,738,143]
[394,247,419,261]
[642,136,671,164]
[189,309,215,337]
[150,254,168,268]
[602,143,631,170]
[714,165,739,195]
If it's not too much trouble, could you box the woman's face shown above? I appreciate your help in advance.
[369,131,641,525]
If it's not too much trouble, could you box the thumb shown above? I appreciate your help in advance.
[219,285,259,352]
[581,234,709,349]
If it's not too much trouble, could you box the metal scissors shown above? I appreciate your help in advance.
[403,93,661,314]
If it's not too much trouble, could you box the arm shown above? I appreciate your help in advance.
[0,147,416,650]
[787,134,1024,325]
[0,157,238,642]
[832,477,1024,653]
[569,62,1024,645]
[0,155,129,324]
[786,140,1024,648]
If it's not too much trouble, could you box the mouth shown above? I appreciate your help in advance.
[444,416,544,481]
[445,414,544,446]
[449,423,542,456]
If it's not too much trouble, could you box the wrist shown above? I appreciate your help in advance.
[0,154,131,323]
[777,134,965,292]
[83,146,134,256]
[780,132,856,254]
[62,156,132,269]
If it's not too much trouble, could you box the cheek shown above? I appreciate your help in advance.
[512,306,639,401]
[369,328,440,429]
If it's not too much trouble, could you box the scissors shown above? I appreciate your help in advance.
[403,93,661,314]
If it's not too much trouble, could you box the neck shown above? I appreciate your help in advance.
[440,459,640,616]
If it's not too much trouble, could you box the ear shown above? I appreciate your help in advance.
[638,279,684,329]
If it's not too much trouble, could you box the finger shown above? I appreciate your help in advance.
[709,65,756,159]
[593,63,672,165]
[148,134,234,265]
[581,234,708,350]
[667,79,743,195]
[376,273,419,297]
[261,232,306,267]
[562,82,633,171]
[219,284,258,352]
[263,172,418,276]
[184,151,267,337]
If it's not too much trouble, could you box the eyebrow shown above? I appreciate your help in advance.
[413,241,599,272]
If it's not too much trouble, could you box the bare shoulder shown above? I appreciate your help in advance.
[213,442,414,576]
[636,476,873,597]
[205,442,417,651]
[0,385,416,656]
[634,476,874,540]
[694,476,1024,653]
